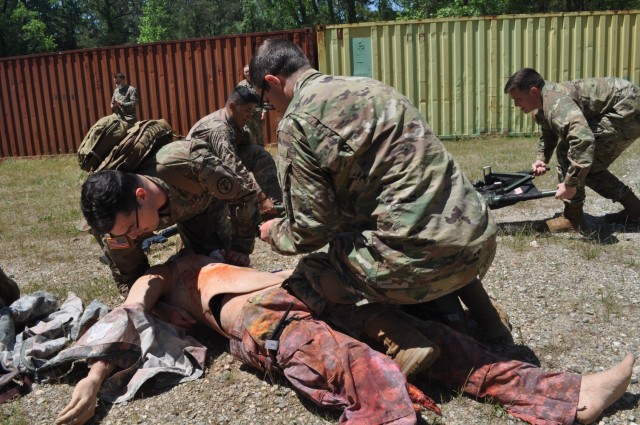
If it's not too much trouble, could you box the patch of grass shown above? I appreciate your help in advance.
[624,256,639,268]
[444,137,553,184]
[569,236,603,261]
[597,287,622,322]
[19,274,118,304]
[0,404,29,425]
[0,156,85,260]
[497,224,545,252]
[489,398,508,419]
[418,414,446,425]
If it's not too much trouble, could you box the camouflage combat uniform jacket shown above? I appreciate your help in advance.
[111,84,139,125]
[188,108,282,203]
[187,108,261,194]
[104,138,258,286]
[269,69,497,304]
[535,78,640,190]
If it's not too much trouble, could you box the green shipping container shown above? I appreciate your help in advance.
[317,10,640,139]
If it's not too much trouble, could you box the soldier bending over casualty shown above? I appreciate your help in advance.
[251,38,511,375]
[56,255,633,425]
[81,138,258,294]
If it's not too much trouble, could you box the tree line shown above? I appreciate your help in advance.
[2,0,639,58]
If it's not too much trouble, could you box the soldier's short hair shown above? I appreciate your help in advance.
[81,170,140,234]
[504,68,545,93]
[227,85,260,107]
[114,72,126,80]
[249,38,311,91]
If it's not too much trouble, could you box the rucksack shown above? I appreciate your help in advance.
[77,114,129,172]
[95,119,175,173]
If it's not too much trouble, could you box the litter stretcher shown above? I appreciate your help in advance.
[472,166,556,209]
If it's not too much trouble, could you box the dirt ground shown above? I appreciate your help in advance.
[1,154,640,425]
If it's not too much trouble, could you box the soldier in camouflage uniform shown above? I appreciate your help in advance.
[187,85,282,219]
[111,72,139,127]
[505,68,640,232]
[250,38,511,374]
[238,64,270,147]
[80,138,258,294]
[56,255,634,425]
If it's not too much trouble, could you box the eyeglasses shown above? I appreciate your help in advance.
[110,204,140,239]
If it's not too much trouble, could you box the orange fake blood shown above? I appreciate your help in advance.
[406,383,442,416]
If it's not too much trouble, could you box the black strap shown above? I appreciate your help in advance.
[264,302,294,369]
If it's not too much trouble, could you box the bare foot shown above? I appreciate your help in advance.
[576,353,634,424]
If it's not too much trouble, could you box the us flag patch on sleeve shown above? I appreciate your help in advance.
[106,237,131,249]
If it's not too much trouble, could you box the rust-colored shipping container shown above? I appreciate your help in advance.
[0,29,317,158]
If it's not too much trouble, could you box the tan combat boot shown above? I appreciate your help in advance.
[363,311,440,378]
[456,279,513,343]
[545,202,586,233]
[604,191,640,224]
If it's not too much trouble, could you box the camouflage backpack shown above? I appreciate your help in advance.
[95,119,175,173]
[77,114,129,172]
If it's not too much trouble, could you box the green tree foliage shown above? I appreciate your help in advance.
[240,0,380,31]
[75,0,143,48]
[138,0,173,42]
[397,0,640,19]
[0,0,56,56]
[173,0,243,38]
[2,0,640,57]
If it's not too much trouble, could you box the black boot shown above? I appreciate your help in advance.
[605,191,640,223]
[456,279,513,343]
[0,266,20,308]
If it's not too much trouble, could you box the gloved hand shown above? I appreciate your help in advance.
[209,249,225,263]
[220,249,251,267]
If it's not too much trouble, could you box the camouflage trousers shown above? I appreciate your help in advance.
[559,93,640,204]
[235,143,282,203]
[96,199,234,290]
[229,287,418,424]
[283,276,581,425]
[408,314,581,425]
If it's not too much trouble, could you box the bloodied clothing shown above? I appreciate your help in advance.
[99,139,258,287]
[228,286,419,424]
[187,108,282,203]
[268,68,496,304]
[111,84,139,125]
[154,256,422,424]
[407,315,581,425]
[535,78,640,202]
[283,269,582,425]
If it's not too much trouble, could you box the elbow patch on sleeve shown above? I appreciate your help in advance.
[201,162,247,200]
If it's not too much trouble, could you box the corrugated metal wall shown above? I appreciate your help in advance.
[0,29,317,158]
[318,10,640,138]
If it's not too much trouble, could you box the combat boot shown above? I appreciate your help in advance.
[545,202,586,233]
[604,191,640,224]
[456,279,513,343]
[0,266,20,307]
[363,310,440,378]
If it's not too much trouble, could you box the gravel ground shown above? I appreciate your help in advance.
[2,179,640,425]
